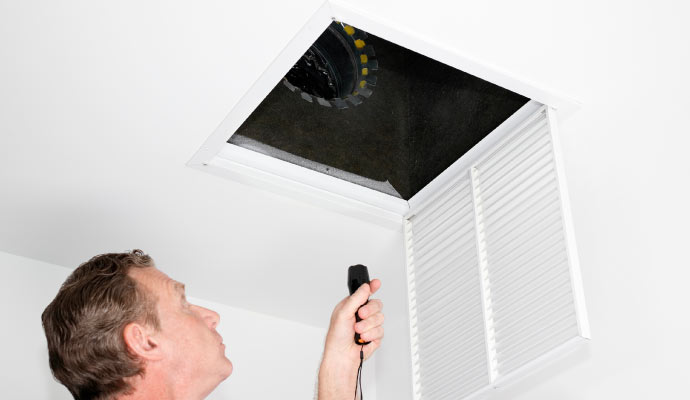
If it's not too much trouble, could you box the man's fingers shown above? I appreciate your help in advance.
[341,279,382,317]
[357,299,383,319]
[369,279,381,295]
[355,311,384,333]
[362,339,381,360]
[360,326,384,343]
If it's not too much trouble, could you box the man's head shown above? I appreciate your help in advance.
[41,250,232,400]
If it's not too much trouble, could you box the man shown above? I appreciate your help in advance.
[41,250,384,400]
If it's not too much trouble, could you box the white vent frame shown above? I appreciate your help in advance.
[404,103,590,400]
[187,0,579,229]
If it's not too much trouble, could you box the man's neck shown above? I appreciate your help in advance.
[116,367,198,400]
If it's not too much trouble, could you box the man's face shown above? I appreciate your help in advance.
[130,267,233,391]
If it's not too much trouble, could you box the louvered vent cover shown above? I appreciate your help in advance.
[406,175,489,399]
[405,106,589,400]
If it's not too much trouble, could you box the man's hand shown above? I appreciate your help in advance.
[318,279,384,400]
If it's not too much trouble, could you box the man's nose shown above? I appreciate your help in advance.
[197,305,220,329]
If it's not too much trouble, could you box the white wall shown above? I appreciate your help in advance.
[372,235,413,400]
[195,296,376,400]
[0,250,373,400]
[190,298,328,400]
[0,251,73,399]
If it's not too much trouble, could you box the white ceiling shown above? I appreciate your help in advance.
[3,0,690,334]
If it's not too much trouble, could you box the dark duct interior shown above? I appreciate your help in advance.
[229,23,529,200]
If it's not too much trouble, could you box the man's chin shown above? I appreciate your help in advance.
[221,358,233,379]
[199,360,233,400]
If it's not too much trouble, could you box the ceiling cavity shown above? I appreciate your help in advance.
[229,21,528,200]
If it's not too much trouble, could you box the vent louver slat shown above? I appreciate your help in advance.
[414,223,476,267]
[499,318,578,373]
[480,135,552,205]
[488,220,564,274]
[405,174,490,400]
[415,208,476,250]
[414,238,478,284]
[474,108,581,379]
[413,179,473,236]
[405,105,588,399]
[487,198,561,253]
[495,287,573,339]
[490,248,566,293]
[477,116,548,176]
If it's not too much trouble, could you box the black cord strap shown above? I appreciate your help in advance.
[354,345,364,400]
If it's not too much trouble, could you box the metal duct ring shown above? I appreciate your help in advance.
[283,21,378,109]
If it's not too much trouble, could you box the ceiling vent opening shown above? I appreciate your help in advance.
[188,3,578,226]
[228,21,529,200]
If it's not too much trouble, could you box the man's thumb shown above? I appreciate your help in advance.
[343,283,371,316]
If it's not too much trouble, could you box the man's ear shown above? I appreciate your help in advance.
[123,322,163,361]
